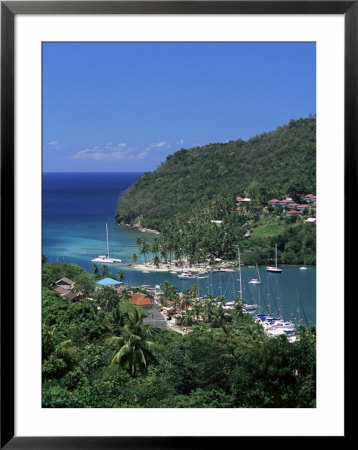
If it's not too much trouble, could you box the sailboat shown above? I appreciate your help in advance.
[249,263,261,284]
[91,223,122,263]
[237,247,258,311]
[266,244,283,273]
[300,257,308,270]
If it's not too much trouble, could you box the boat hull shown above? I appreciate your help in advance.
[266,266,283,273]
[91,257,122,263]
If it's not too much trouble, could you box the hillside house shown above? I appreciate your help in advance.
[236,196,251,206]
[304,194,317,203]
[52,277,78,303]
[297,204,310,212]
[55,277,74,290]
[268,199,280,207]
[278,199,290,207]
[287,202,300,209]
[286,210,301,217]
[130,292,153,309]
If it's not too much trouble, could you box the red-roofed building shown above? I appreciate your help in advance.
[304,194,317,203]
[278,199,290,207]
[288,202,300,209]
[286,210,301,217]
[130,292,153,308]
[297,204,310,212]
[268,199,280,207]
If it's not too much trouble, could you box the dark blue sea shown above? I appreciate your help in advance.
[42,172,316,326]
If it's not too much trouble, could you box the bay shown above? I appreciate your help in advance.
[42,172,316,326]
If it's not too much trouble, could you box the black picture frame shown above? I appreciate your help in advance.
[1,1,352,447]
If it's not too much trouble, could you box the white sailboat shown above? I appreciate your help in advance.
[300,257,308,270]
[91,223,122,263]
[266,244,283,273]
[249,263,261,284]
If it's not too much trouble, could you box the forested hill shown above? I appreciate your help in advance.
[116,117,316,231]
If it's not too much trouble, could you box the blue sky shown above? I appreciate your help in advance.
[42,42,316,172]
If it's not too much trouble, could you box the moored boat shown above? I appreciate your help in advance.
[266,244,282,273]
[91,223,122,264]
[249,263,261,284]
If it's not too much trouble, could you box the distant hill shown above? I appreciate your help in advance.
[116,117,316,231]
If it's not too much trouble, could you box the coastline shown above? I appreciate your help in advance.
[124,261,238,274]
[125,262,204,273]
[118,222,161,235]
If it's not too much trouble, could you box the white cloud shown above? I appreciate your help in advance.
[151,141,169,149]
[71,140,169,162]
[72,147,131,160]
[135,141,171,160]
[176,139,185,146]
[47,140,59,146]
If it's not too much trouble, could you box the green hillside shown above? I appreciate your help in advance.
[116,117,316,232]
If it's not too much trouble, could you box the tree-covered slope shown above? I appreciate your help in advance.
[116,117,316,231]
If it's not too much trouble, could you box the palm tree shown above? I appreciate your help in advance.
[92,263,99,274]
[181,309,195,327]
[131,253,138,264]
[108,309,160,377]
[152,255,160,268]
[232,297,244,320]
[140,240,149,264]
[118,286,131,302]
[160,249,168,265]
[180,289,193,310]
[101,265,109,277]
[118,270,125,282]
[189,284,199,299]
[135,238,142,263]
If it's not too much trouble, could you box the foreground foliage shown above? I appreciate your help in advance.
[42,269,316,408]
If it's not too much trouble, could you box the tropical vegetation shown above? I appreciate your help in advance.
[42,261,316,408]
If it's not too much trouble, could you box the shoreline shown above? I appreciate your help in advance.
[125,262,207,273]
[123,260,238,274]
[122,261,315,273]
[118,223,161,235]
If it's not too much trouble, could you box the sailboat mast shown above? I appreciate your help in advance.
[238,247,242,300]
[106,223,110,258]
[296,288,301,325]
[275,243,278,268]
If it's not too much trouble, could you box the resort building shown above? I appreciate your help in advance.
[286,210,301,217]
[287,202,300,209]
[95,278,123,289]
[278,199,290,207]
[268,199,280,207]
[296,204,310,213]
[304,194,317,203]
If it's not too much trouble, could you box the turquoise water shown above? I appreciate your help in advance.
[42,172,316,326]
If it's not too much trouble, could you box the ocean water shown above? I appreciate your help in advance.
[42,172,316,326]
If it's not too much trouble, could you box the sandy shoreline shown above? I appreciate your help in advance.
[124,261,237,273]
[125,263,206,273]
